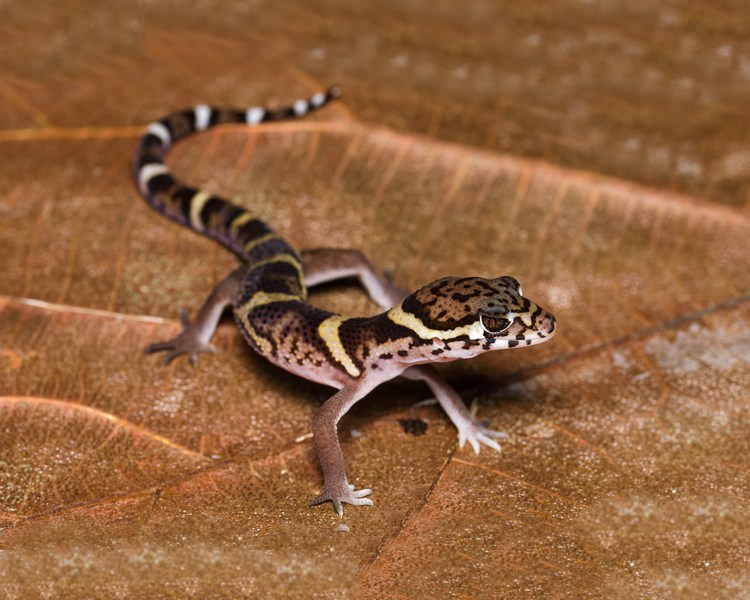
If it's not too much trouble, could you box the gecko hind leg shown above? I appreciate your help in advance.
[145,266,245,366]
[300,248,408,309]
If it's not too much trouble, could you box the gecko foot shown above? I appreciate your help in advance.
[145,308,216,366]
[309,483,373,516]
[457,420,509,454]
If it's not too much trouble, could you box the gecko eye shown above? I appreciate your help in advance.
[480,314,512,335]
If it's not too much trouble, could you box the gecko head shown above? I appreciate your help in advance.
[389,276,556,359]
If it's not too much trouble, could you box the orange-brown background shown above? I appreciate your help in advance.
[1,2,749,598]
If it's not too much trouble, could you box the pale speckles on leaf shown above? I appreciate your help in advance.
[541,282,576,310]
[522,421,557,440]
[153,388,185,416]
[611,349,635,371]
[644,323,750,374]
[711,149,750,182]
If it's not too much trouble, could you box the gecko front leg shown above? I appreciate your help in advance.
[402,365,508,453]
[308,375,388,516]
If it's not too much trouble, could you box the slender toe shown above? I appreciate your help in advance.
[145,341,171,353]
[482,437,502,452]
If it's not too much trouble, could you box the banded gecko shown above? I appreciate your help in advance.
[133,87,556,515]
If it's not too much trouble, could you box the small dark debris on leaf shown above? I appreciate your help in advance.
[398,418,428,436]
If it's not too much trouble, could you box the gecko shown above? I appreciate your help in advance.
[133,86,556,515]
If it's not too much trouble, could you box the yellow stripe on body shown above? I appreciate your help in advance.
[318,316,361,378]
[188,191,213,231]
[227,212,282,255]
[229,211,257,236]
[233,253,307,356]
[234,291,303,355]
[248,253,303,274]
[243,232,281,254]
[247,253,306,299]
[387,303,482,341]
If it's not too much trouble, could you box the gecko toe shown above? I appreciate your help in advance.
[162,350,184,366]
[345,484,373,500]
[478,436,502,452]
[484,430,510,439]
[309,483,374,514]
[457,422,507,454]
[144,341,172,354]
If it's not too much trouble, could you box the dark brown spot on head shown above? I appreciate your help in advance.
[402,276,531,333]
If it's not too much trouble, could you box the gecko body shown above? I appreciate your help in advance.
[133,87,556,515]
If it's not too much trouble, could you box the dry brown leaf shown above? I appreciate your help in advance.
[1,6,750,599]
